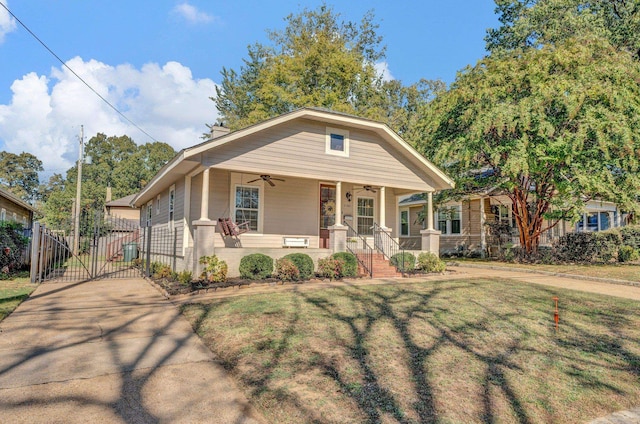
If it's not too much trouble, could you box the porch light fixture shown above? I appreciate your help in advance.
[345,191,352,202]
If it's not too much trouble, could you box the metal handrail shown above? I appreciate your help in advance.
[343,221,373,277]
[373,222,409,275]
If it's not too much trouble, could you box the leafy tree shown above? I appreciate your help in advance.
[42,134,176,229]
[212,4,443,137]
[486,0,640,59]
[419,36,640,254]
[214,5,384,129]
[0,151,43,203]
[112,142,176,195]
[83,133,137,190]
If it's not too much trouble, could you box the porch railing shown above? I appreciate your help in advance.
[373,222,409,275]
[344,221,373,277]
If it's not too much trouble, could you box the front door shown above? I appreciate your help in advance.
[319,184,336,248]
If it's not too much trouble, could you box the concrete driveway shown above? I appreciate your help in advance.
[0,277,262,423]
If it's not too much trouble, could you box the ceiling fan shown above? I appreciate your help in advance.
[247,174,285,187]
[354,185,378,193]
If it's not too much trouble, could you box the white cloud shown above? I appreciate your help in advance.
[375,61,394,82]
[0,57,219,174]
[172,3,215,24]
[0,1,17,43]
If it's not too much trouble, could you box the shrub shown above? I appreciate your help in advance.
[331,252,358,277]
[618,245,640,263]
[283,253,314,280]
[553,231,620,263]
[317,257,344,280]
[390,252,416,271]
[275,258,300,281]
[239,253,273,279]
[153,263,173,279]
[620,226,640,250]
[0,221,29,272]
[416,252,446,273]
[199,255,228,283]
[176,270,193,285]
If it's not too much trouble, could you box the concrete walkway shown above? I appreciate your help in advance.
[0,278,262,424]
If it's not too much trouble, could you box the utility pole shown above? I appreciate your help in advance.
[73,125,84,255]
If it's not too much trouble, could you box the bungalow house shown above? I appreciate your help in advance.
[131,108,454,276]
[0,186,37,228]
[399,192,627,256]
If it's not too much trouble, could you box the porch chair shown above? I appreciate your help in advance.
[217,218,251,236]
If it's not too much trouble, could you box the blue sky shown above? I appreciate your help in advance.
[0,0,499,174]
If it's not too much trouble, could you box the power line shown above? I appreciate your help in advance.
[0,1,159,143]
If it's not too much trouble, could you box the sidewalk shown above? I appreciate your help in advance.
[449,264,640,301]
[0,278,262,424]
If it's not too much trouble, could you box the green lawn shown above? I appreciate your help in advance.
[0,275,35,321]
[183,279,640,424]
[452,258,640,282]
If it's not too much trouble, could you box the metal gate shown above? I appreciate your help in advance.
[30,210,143,283]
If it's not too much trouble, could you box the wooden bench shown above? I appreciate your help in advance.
[282,237,310,248]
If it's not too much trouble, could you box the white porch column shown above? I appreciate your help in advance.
[421,190,440,256]
[379,186,386,228]
[427,191,435,231]
[200,168,210,221]
[583,213,587,232]
[335,181,343,226]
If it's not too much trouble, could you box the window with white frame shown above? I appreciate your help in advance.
[494,204,516,227]
[577,211,611,232]
[400,210,409,236]
[325,127,349,157]
[146,202,152,227]
[235,186,260,231]
[357,197,374,236]
[168,185,175,229]
[437,205,461,235]
[12,212,17,222]
[0,209,5,222]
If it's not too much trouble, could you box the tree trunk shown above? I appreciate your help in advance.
[510,187,547,257]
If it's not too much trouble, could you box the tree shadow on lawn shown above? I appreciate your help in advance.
[192,278,640,423]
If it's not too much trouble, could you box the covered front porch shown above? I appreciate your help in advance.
[188,168,441,276]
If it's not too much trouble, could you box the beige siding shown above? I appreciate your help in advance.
[0,197,32,226]
[107,206,139,221]
[263,178,318,235]
[203,119,437,191]
[439,199,483,253]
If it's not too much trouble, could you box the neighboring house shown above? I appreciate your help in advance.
[105,193,140,222]
[0,186,37,228]
[131,108,454,276]
[399,192,627,256]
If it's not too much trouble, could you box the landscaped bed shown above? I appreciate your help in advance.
[154,276,335,296]
[182,278,640,424]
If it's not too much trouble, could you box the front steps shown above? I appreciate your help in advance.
[356,253,402,278]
